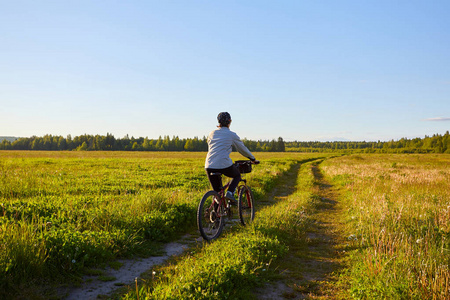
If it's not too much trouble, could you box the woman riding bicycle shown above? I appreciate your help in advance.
[205,112,257,203]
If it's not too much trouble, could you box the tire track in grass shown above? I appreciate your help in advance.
[64,158,330,299]
[256,160,348,299]
[62,161,303,299]
[106,161,306,299]
[299,162,347,299]
[62,234,200,300]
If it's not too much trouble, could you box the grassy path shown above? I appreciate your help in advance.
[72,154,449,299]
[61,158,350,299]
[114,157,327,299]
[255,160,348,299]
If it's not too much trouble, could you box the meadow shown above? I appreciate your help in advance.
[122,160,320,299]
[1,151,449,299]
[321,154,450,299]
[120,153,450,299]
[0,151,322,298]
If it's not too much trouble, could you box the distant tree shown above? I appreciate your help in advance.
[77,142,88,151]
[104,133,115,150]
[173,136,183,150]
[132,142,140,151]
[31,138,42,150]
[0,140,11,150]
[142,138,150,151]
[57,136,66,150]
[155,136,163,150]
[163,136,171,151]
[277,137,285,152]
[184,139,195,151]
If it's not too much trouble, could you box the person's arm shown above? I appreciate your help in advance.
[232,134,255,160]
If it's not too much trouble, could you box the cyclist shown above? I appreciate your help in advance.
[205,112,257,203]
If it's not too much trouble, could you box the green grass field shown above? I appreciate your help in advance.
[0,151,322,298]
[1,151,449,299]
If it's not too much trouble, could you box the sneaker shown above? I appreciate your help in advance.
[226,191,237,205]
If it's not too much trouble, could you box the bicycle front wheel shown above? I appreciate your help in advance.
[238,185,255,226]
[197,190,224,241]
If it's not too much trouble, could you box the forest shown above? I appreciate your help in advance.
[0,131,449,153]
[286,131,450,153]
[0,134,286,152]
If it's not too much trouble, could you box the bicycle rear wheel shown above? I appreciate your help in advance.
[238,185,255,226]
[197,190,224,241]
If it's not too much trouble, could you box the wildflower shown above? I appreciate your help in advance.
[72,259,76,263]
[348,234,358,241]
[416,238,423,244]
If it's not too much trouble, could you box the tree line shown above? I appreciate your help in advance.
[286,131,450,153]
[0,134,286,152]
[1,132,449,153]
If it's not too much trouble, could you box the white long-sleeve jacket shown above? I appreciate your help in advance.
[205,127,255,169]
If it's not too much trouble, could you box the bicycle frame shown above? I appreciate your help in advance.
[214,181,230,218]
[209,177,249,219]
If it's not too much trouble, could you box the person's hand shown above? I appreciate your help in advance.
[252,160,260,165]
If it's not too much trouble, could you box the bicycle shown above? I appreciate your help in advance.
[197,160,259,241]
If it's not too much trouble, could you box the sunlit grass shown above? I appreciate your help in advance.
[322,154,450,299]
[0,151,322,298]
[120,158,320,299]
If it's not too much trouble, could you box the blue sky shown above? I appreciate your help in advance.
[1,1,449,141]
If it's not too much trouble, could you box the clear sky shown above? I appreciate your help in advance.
[1,1,449,141]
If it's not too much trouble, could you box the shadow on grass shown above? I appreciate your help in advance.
[259,161,347,299]
[296,163,346,298]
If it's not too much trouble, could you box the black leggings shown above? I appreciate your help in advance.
[206,164,241,193]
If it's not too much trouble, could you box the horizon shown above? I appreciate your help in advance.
[1,130,449,143]
[1,1,449,141]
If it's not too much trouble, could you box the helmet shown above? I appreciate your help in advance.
[217,112,231,127]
